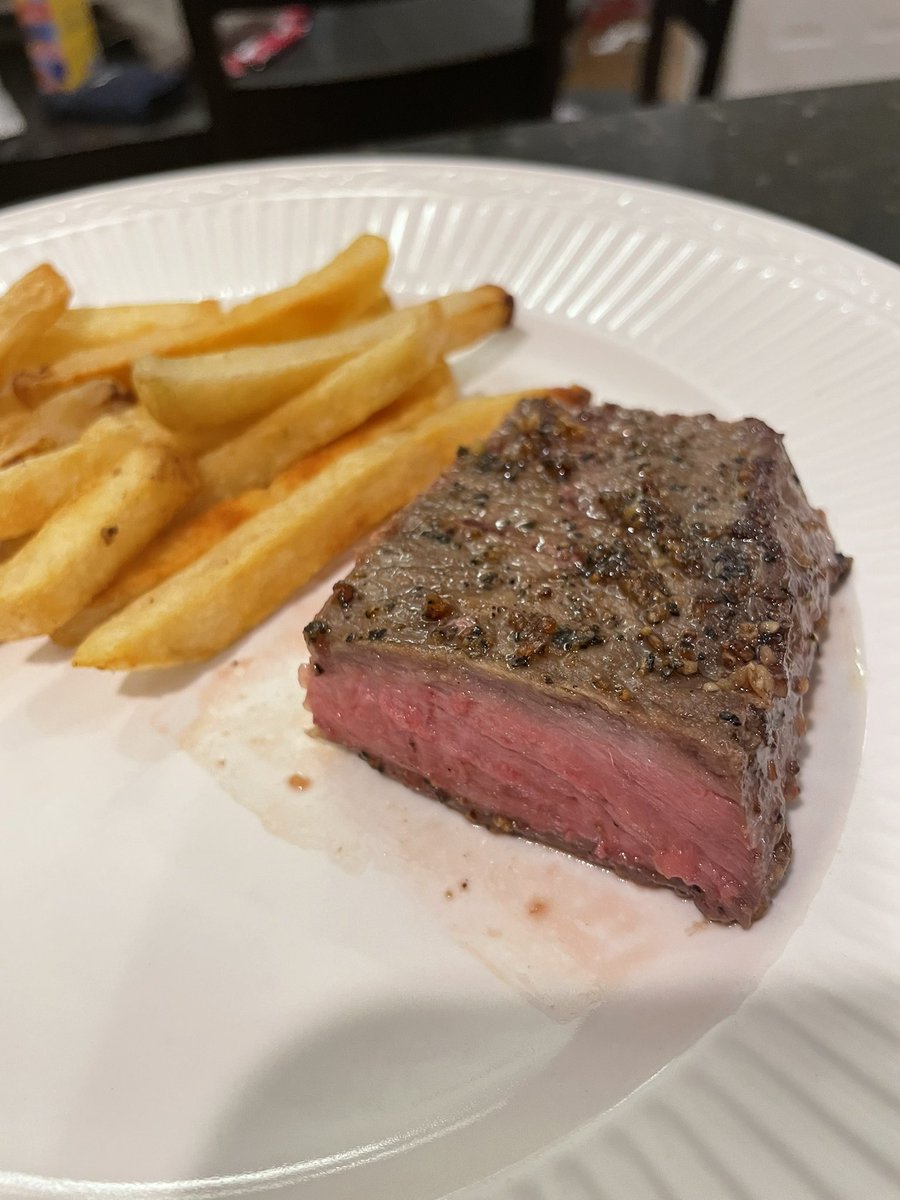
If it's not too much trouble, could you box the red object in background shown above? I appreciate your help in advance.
[582,0,647,34]
[221,5,313,79]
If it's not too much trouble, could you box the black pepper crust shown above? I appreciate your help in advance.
[305,398,848,912]
[309,401,845,743]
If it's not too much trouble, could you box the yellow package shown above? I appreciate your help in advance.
[15,0,101,94]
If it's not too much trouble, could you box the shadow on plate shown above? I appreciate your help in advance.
[26,640,71,665]
[183,972,897,1200]
[117,660,219,700]
[451,325,527,390]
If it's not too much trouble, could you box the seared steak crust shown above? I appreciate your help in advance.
[304,399,848,925]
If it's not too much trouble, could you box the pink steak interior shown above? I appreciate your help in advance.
[307,650,763,921]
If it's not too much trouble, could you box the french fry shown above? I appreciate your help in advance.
[0,391,27,418]
[0,442,197,641]
[0,265,71,384]
[358,290,393,320]
[437,285,514,352]
[195,303,446,504]
[133,285,512,432]
[13,236,389,404]
[266,361,460,498]
[125,405,251,457]
[217,234,389,346]
[73,391,526,669]
[17,301,221,368]
[0,411,144,539]
[133,323,381,433]
[53,363,459,647]
[0,379,126,467]
[0,534,29,567]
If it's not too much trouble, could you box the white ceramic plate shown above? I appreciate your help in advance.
[0,159,897,1200]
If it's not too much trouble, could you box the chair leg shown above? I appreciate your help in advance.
[639,0,668,105]
[531,0,569,117]
[696,0,735,97]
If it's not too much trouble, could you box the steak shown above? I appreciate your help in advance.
[303,399,849,925]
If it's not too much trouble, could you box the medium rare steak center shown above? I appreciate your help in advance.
[303,397,849,926]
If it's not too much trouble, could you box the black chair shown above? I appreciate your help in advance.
[180,0,569,160]
[639,0,736,104]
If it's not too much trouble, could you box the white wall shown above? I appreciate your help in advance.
[722,0,900,98]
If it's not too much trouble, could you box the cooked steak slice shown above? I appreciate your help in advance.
[303,399,849,926]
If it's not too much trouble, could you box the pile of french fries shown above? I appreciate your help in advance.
[0,235,581,671]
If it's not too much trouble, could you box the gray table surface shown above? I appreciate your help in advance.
[392,79,900,265]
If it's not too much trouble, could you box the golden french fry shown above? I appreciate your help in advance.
[0,411,145,539]
[437,285,514,352]
[0,265,71,385]
[218,234,390,347]
[0,442,197,641]
[0,379,126,467]
[124,405,250,457]
[195,303,446,504]
[54,492,270,648]
[357,290,393,320]
[263,360,460,504]
[0,534,29,567]
[73,391,527,669]
[16,301,221,370]
[0,390,27,418]
[13,236,389,404]
[133,323,381,433]
[133,285,512,432]
[53,363,459,647]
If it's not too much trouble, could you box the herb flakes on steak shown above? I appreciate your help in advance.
[303,399,849,926]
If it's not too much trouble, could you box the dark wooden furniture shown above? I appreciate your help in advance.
[0,14,213,208]
[639,0,736,104]
[180,0,569,159]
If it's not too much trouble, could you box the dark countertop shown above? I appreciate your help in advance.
[393,80,900,264]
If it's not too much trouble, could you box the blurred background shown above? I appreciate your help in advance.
[1,0,898,210]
